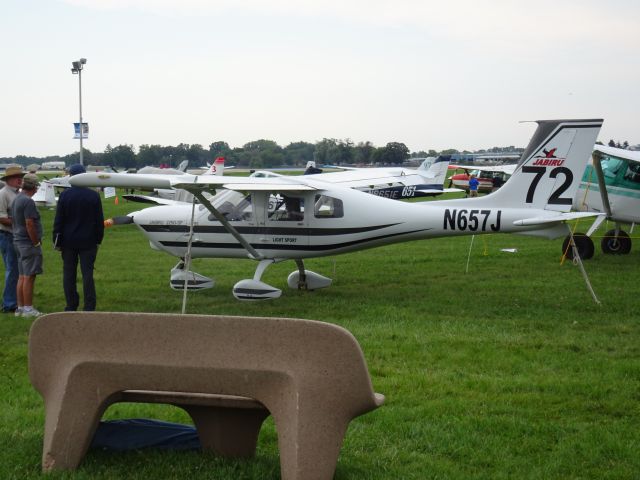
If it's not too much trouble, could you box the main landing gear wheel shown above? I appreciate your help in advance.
[562,233,595,260]
[601,229,632,255]
[287,260,332,290]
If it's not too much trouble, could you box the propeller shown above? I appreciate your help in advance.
[104,216,134,227]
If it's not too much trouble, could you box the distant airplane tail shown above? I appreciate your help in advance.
[204,157,225,176]
[177,160,189,172]
[418,155,450,186]
[481,119,602,212]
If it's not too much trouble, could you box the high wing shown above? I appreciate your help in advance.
[593,145,640,163]
[70,171,319,193]
[304,168,429,188]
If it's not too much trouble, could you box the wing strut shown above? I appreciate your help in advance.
[592,151,613,218]
[191,190,264,261]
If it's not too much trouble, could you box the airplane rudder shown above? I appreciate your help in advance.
[488,119,602,210]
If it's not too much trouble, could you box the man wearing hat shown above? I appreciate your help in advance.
[11,173,44,317]
[0,165,26,313]
[53,164,104,311]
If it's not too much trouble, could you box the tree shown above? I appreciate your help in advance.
[137,144,164,169]
[209,141,232,161]
[187,144,208,165]
[284,141,315,166]
[242,140,283,168]
[314,138,337,164]
[103,144,136,169]
[353,141,376,164]
[314,138,354,165]
[373,142,409,165]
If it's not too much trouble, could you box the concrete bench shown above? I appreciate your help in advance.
[28,312,384,480]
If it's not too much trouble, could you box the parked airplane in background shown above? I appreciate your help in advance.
[72,119,603,301]
[124,156,228,204]
[124,156,457,206]
[33,180,56,207]
[311,156,460,199]
[449,164,517,192]
[570,145,640,257]
[137,159,189,175]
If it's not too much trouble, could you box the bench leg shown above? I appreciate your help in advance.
[41,387,108,471]
[273,405,350,480]
[181,405,270,457]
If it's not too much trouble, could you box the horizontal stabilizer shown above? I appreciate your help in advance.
[416,187,464,194]
[513,211,604,227]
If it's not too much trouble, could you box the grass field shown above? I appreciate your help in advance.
[1,191,639,479]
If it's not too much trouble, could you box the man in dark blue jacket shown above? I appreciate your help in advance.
[53,164,104,311]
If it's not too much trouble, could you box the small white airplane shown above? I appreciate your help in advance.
[308,156,461,199]
[137,159,189,175]
[449,163,517,192]
[33,180,57,207]
[123,156,457,206]
[571,144,640,257]
[128,156,228,204]
[71,119,603,301]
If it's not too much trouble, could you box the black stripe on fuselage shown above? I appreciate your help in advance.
[159,228,432,252]
[141,223,401,236]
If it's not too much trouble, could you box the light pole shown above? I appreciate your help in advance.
[71,58,87,165]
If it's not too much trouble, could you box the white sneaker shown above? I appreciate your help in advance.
[22,308,43,318]
[14,307,23,317]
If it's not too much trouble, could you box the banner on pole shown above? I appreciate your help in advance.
[103,186,116,199]
[73,123,89,139]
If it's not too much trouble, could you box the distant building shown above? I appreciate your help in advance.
[450,152,521,164]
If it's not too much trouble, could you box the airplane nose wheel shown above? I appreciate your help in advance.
[169,260,214,290]
[233,259,282,301]
[601,229,631,254]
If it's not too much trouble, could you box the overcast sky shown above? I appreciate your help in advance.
[2,0,639,157]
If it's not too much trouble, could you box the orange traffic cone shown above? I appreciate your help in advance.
[115,196,119,205]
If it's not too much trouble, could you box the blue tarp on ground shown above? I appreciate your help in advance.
[90,419,201,451]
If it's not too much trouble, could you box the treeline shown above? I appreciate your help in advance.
[2,138,523,170]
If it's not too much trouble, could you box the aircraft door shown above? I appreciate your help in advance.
[256,192,309,249]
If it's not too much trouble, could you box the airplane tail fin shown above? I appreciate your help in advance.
[204,156,225,176]
[483,119,602,212]
[418,155,451,186]
[177,160,189,172]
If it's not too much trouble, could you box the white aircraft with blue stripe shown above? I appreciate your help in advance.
[307,156,460,199]
[71,119,603,301]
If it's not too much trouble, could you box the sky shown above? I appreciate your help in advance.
[1,0,639,158]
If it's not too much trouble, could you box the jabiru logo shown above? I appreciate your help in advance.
[532,147,565,166]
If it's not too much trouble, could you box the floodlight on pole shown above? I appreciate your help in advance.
[71,58,87,165]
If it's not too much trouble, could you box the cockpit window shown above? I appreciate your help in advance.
[601,157,624,178]
[314,195,344,218]
[207,191,253,222]
[268,194,305,221]
[624,162,640,183]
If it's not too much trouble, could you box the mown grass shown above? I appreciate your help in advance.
[1,191,639,479]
